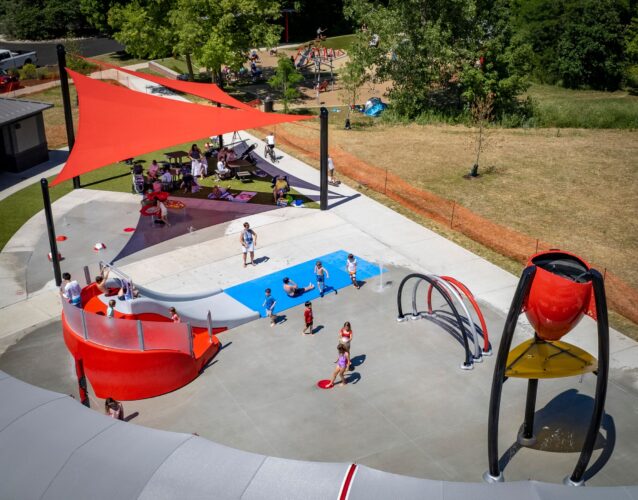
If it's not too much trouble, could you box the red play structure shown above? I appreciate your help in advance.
[62,283,223,400]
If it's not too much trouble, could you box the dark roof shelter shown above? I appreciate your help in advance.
[0,97,52,172]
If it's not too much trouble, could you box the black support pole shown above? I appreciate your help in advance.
[568,269,609,485]
[319,106,328,210]
[485,265,537,482]
[41,178,62,287]
[216,102,224,148]
[57,44,80,189]
[520,378,539,444]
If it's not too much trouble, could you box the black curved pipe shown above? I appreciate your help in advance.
[570,269,609,484]
[397,273,473,367]
[487,265,536,479]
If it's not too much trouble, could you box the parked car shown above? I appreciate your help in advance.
[0,49,38,70]
[0,68,20,93]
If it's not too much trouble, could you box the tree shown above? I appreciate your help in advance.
[467,92,494,177]
[79,0,127,34]
[343,0,530,119]
[0,0,91,40]
[170,0,282,85]
[107,0,176,60]
[340,59,368,110]
[511,0,630,90]
[268,55,303,112]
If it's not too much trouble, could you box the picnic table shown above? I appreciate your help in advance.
[227,158,255,182]
[164,151,189,167]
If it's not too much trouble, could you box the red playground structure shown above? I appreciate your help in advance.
[62,282,224,401]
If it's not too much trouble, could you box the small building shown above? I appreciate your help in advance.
[0,97,52,172]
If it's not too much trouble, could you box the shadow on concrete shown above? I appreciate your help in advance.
[124,411,139,422]
[498,389,615,481]
[80,171,130,188]
[329,193,361,210]
[350,354,366,368]
[0,149,69,192]
[345,372,361,384]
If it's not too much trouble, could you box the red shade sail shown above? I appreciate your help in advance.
[81,56,255,111]
[50,70,311,186]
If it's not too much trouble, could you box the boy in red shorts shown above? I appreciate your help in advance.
[302,301,313,335]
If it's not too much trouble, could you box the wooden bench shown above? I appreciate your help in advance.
[236,171,252,183]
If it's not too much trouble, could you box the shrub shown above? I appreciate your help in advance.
[19,63,37,80]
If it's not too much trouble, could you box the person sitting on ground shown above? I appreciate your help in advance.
[105,397,124,420]
[282,277,315,297]
[148,160,160,180]
[208,185,229,199]
[216,158,232,179]
[95,267,111,294]
[272,175,290,202]
[180,164,195,193]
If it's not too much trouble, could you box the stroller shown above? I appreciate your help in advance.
[238,143,257,164]
[132,173,145,194]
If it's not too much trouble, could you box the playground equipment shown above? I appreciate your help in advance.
[294,43,346,93]
[484,250,609,486]
[396,273,491,369]
[61,263,259,400]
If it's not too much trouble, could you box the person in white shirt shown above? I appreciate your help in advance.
[266,132,275,151]
[216,159,231,179]
[346,254,360,289]
[61,272,82,307]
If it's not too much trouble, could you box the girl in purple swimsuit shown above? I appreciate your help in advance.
[327,344,350,388]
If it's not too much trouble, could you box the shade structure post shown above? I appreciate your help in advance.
[41,178,62,286]
[320,107,329,210]
[56,44,80,189]
[216,102,224,148]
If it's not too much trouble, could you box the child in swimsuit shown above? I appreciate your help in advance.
[314,261,330,297]
[327,343,350,388]
[339,321,353,369]
[346,254,360,289]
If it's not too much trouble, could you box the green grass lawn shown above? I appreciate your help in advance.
[321,34,356,51]
[92,52,149,67]
[525,84,638,129]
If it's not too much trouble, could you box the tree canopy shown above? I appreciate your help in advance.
[511,0,631,90]
[343,0,531,119]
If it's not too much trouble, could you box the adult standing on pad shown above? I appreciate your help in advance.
[240,222,257,267]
